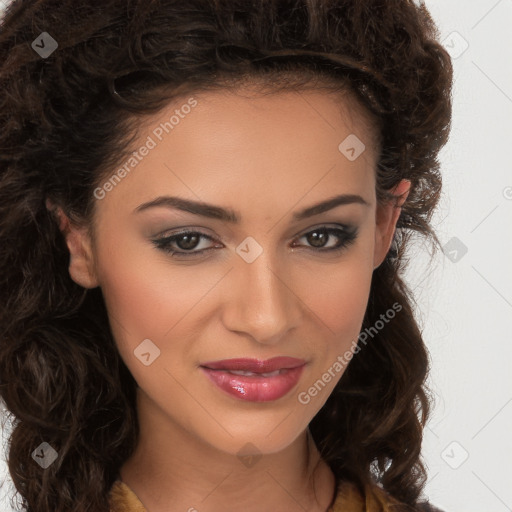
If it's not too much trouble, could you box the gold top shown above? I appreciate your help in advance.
[108,477,404,512]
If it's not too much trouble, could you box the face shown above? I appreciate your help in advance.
[59,86,409,456]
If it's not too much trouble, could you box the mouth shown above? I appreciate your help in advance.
[199,357,307,402]
[200,356,306,373]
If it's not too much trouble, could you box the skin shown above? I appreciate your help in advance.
[53,85,409,512]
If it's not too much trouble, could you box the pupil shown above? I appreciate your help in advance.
[308,230,327,248]
[178,234,200,250]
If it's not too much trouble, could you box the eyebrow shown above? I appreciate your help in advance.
[133,193,370,222]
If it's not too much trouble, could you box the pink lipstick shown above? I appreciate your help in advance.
[200,357,306,402]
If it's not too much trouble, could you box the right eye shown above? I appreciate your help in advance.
[151,230,221,257]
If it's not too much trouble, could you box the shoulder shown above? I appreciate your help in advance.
[108,479,147,512]
[369,484,448,512]
[329,479,365,511]
[330,479,447,512]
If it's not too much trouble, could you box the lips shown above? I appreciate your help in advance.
[200,357,306,402]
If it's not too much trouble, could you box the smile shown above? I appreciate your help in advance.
[199,357,307,402]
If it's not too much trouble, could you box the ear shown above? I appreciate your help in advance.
[46,199,99,289]
[373,179,411,270]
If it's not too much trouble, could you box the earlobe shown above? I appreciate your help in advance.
[373,179,411,270]
[46,200,99,289]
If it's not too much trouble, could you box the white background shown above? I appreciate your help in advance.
[1,1,511,511]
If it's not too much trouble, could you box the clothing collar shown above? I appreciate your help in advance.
[109,477,403,512]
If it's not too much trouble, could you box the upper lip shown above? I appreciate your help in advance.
[200,357,306,373]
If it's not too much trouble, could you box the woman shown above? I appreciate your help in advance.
[0,1,452,511]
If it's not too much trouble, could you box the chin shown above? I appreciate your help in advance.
[203,421,307,458]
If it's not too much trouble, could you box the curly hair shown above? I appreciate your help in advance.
[0,0,453,511]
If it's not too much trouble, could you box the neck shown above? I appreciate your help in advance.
[119,388,337,512]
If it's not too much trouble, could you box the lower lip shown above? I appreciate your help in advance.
[200,365,306,402]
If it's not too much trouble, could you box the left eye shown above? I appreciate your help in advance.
[151,226,357,257]
[293,227,357,251]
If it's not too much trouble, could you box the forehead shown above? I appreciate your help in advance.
[151,85,380,156]
[93,87,380,221]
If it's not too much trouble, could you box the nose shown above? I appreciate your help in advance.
[221,250,303,345]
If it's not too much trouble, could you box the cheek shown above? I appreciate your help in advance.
[295,247,374,345]
[291,256,373,410]
[94,241,225,396]
[308,265,370,331]
[94,236,214,354]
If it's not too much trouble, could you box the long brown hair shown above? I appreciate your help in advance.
[0,1,452,511]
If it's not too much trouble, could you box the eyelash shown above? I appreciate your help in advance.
[151,225,358,258]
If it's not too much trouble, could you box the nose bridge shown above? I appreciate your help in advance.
[227,245,301,343]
